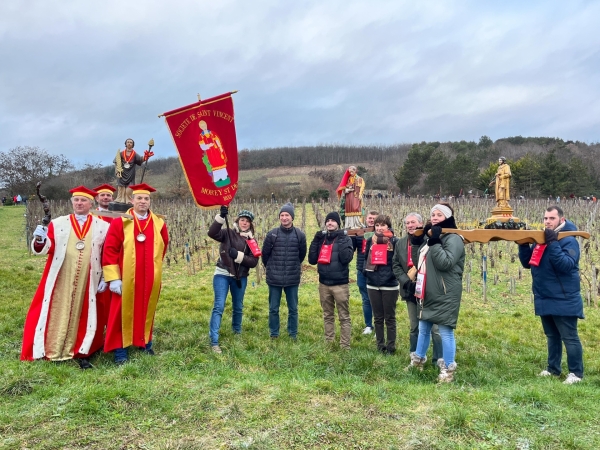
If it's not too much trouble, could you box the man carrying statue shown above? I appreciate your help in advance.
[113,138,154,204]
[336,165,365,229]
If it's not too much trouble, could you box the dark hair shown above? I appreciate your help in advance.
[374,214,392,228]
[235,216,255,235]
[546,205,564,218]
[367,210,379,217]
[124,138,135,147]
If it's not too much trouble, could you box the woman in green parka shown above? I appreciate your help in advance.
[406,203,465,382]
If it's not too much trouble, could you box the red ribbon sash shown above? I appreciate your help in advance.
[69,214,92,241]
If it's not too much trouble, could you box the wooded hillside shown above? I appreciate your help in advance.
[2,136,599,201]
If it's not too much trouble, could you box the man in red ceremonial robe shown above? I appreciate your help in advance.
[94,183,116,216]
[21,186,109,369]
[102,183,169,364]
[198,120,230,188]
[92,183,117,346]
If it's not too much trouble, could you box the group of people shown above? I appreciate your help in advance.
[22,181,585,385]
[21,182,168,368]
[207,200,585,384]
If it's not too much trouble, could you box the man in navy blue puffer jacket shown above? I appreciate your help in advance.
[261,203,307,339]
[519,206,584,384]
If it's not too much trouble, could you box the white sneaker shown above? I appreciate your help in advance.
[563,373,582,385]
[211,345,222,354]
[362,327,373,335]
[538,370,553,377]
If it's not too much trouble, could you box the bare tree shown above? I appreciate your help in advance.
[0,146,74,195]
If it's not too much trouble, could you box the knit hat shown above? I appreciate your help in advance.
[325,211,341,227]
[237,210,254,222]
[279,202,295,220]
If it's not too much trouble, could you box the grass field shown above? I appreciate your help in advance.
[1,202,600,449]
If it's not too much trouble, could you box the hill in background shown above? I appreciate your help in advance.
[3,136,600,201]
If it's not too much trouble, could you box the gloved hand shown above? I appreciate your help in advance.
[314,230,325,242]
[228,247,239,259]
[544,228,558,245]
[143,150,154,161]
[33,225,47,242]
[220,205,228,218]
[430,226,442,240]
[403,280,416,296]
[109,280,122,295]
[423,223,432,237]
[97,280,108,293]
[427,225,442,246]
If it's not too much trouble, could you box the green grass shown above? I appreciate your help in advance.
[1,203,600,449]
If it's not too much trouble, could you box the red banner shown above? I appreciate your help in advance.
[162,93,238,207]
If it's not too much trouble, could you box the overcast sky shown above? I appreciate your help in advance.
[1,0,599,165]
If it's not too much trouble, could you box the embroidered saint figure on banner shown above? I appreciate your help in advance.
[199,120,230,188]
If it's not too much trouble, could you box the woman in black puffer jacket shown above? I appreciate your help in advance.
[207,206,259,353]
[363,215,399,354]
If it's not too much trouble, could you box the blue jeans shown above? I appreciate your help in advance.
[540,315,583,378]
[416,321,455,365]
[356,271,373,328]
[209,275,247,346]
[114,340,152,362]
[268,284,298,338]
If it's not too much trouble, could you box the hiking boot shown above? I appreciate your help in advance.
[405,352,427,371]
[563,373,582,385]
[436,358,446,371]
[438,362,457,383]
[211,345,222,354]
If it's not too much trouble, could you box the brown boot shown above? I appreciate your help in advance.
[405,352,427,371]
[438,362,457,383]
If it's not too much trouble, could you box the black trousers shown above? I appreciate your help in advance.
[368,288,399,352]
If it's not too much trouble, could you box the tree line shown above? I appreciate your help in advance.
[2,137,599,200]
[394,137,600,198]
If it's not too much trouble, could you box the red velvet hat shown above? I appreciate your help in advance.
[129,183,157,195]
[93,183,116,194]
[69,186,98,200]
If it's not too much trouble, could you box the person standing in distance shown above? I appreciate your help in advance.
[261,203,307,340]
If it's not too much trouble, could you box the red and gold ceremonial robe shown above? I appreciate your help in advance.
[102,210,169,352]
[94,208,114,339]
[21,214,109,361]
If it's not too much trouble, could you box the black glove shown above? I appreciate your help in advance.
[410,228,424,246]
[423,223,432,238]
[544,228,557,245]
[314,230,325,242]
[427,225,442,246]
[403,280,416,296]
[220,205,228,218]
[228,247,238,259]
[430,226,442,240]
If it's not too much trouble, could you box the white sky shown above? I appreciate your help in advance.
[1,0,599,164]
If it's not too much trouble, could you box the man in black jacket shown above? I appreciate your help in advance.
[309,211,354,349]
[261,203,307,339]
